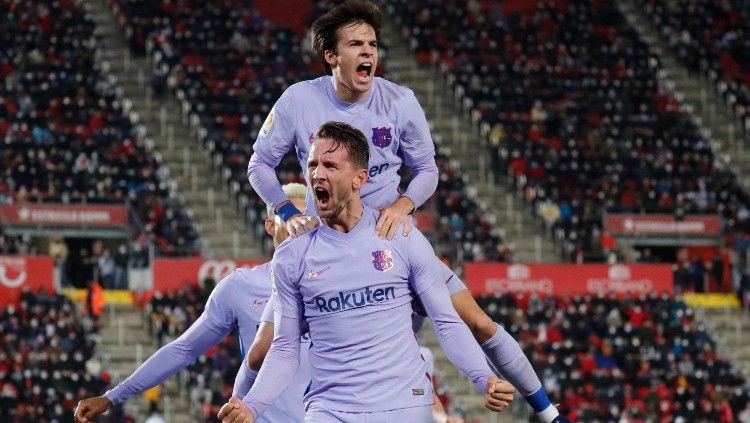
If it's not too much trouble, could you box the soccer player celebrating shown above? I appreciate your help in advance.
[220,122,512,423]
[247,1,568,421]
[73,184,311,423]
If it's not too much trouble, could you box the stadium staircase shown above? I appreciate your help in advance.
[380,8,554,422]
[87,0,262,259]
[617,1,750,190]
[617,0,750,381]
[100,305,194,423]
[696,307,750,382]
[380,7,559,264]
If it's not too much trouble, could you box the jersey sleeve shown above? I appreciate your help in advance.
[270,246,304,319]
[405,228,446,295]
[104,278,236,404]
[251,87,298,167]
[247,87,299,209]
[399,91,438,208]
[416,275,494,393]
[242,313,301,418]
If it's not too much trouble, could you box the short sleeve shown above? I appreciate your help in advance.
[398,91,436,168]
[252,87,298,167]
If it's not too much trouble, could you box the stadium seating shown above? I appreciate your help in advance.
[385,0,750,263]
[0,0,199,257]
[0,290,126,422]
[477,291,749,421]
[638,0,750,135]
[109,0,510,264]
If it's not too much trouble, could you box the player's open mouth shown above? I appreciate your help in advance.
[314,187,330,207]
[356,63,372,79]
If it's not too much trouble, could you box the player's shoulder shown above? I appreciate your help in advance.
[388,221,432,263]
[212,263,269,298]
[286,76,328,97]
[232,262,272,288]
[274,227,318,264]
[373,77,418,102]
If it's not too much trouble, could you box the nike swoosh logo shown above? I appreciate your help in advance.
[252,299,268,308]
[307,266,331,280]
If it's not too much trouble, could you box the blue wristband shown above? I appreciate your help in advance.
[277,202,302,222]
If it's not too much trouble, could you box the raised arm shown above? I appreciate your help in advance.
[399,90,439,210]
[247,88,299,214]
[377,90,439,240]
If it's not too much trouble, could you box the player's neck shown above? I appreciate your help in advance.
[331,77,370,104]
[324,198,364,233]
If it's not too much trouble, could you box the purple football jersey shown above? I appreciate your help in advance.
[247,206,493,415]
[250,76,436,212]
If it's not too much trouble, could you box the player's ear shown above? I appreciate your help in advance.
[324,49,337,68]
[352,169,367,189]
[264,218,275,237]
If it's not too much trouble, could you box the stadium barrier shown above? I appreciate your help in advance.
[464,263,674,297]
[0,255,54,305]
[152,257,265,291]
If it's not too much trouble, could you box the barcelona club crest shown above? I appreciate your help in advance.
[371,127,392,148]
[372,249,394,272]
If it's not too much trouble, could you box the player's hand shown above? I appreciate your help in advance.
[285,214,319,238]
[446,416,465,423]
[74,396,112,423]
[218,396,254,423]
[484,377,514,412]
[376,196,414,240]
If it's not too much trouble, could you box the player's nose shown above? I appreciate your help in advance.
[361,44,375,57]
[310,165,325,181]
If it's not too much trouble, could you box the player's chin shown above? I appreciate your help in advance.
[352,74,373,90]
[314,202,332,217]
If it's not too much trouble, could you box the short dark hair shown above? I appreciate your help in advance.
[314,121,370,170]
[311,0,381,75]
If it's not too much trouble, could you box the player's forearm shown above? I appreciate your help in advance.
[242,313,301,419]
[104,315,227,405]
[247,153,289,209]
[232,359,258,398]
[419,286,494,393]
[403,160,439,209]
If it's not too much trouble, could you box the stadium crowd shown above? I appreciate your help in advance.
[0,290,121,422]
[478,291,750,422]
[109,0,510,265]
[0,0,200,257]
[4,0,750,422]
[387,0,750,265]
[639,0,750,136]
